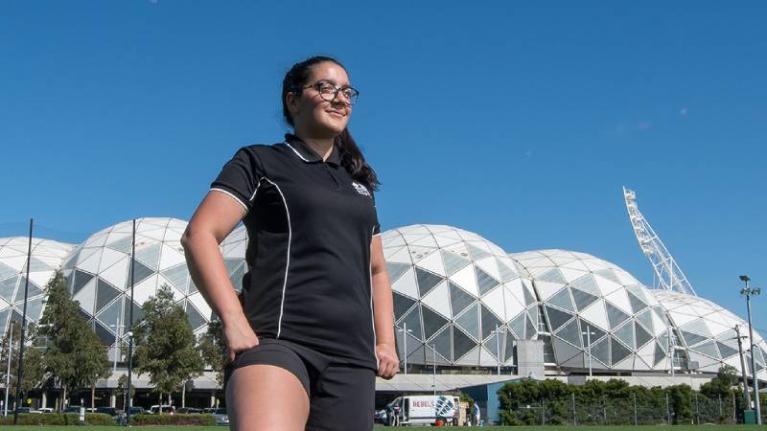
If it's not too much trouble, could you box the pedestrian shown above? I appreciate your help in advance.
[182,55,399,430]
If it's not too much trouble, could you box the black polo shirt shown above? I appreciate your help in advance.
[210,134,380,369]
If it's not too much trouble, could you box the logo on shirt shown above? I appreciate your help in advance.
[351,181,371,197]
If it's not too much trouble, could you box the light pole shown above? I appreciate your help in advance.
[734,325,752,410]
[740,275,761,424]
[3,320,13,417]
[582,324,596,378]
[109,320,123,375]
[397,323,413,374]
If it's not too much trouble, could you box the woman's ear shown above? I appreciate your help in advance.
[285,92,300,117]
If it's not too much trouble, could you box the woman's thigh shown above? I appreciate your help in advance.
[226,364,309,431]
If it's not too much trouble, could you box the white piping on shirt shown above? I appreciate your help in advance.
[260,177,292,339]
[209,188,249,212]
[210,178,263,215]
[284,142,310,162]
[369,226,379,369]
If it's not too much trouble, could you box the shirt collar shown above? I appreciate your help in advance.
[284,134,341,166]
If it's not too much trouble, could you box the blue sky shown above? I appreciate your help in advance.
[1,2,765,329]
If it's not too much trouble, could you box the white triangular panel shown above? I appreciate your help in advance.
[78,251,102,274]
[559,267,587,283]
[561,259,589,272]
[580,300,610,332]
[433,235,461,248]
[411,235,438,248]
[392,268,419,299]
[387,247,413,265]
[98,248,126,272]
[651,312,668,335]
[187,292,212,320]
[503,286,525,320]
[132,275,160,305]
[99,258,130,291]
[420,281,451,319]
[593,276,624,295]
[474,257,501,282]
[449,265,478,296]
[74,278,98,314]
[456,346,481,365]
[669,311,697,327]
[159,245,186,271]
[479,346,497,366]
[28,272,52,290]
[535,280,565,301]
[416,251,446,277]
[481,287,506,321]
[604,289,633,316]
[636,342,656,368]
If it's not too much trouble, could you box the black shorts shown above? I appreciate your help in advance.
[224,338,376,431]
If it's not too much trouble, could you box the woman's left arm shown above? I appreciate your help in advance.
[371,234,399,379]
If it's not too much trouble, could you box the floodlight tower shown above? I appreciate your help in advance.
[622,187,697,296]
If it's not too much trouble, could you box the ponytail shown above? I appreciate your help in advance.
[335,128,380,191]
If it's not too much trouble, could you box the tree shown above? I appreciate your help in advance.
[198,317,226,386]
[0,320,45,408]
[37,271,110,410]
[133,284,204,412]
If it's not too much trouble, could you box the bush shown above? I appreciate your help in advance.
[0,413,115,426]
[130,413,216,426]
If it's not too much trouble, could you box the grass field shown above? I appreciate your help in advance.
[3,426,761,430]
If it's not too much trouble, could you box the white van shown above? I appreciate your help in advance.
[385,394,460,426]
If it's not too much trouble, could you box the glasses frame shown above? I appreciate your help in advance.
[302,80,359,106]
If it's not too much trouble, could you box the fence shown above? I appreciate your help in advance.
[501,392,749,426]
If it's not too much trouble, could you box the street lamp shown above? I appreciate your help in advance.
[582,324,597,378]
[740,275,761,424]
[397,323,413,374]
[3,321,14,417]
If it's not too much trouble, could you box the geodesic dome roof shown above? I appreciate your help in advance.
[60,218,214,346]
[0,237,74,335]
[221,225,247,293]
[383,225,539,368]
[510,249,671,372]
[654,290,767,379]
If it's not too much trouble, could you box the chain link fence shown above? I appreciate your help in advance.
[502,392,745,426]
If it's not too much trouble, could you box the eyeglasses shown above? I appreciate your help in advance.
[303,80,359,106]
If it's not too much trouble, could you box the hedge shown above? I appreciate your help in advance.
[0,413,115,426]
[130,413,217,426]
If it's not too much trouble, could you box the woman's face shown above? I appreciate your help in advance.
[288,61,352,138]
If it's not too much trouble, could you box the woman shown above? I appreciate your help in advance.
[182,56,399,431]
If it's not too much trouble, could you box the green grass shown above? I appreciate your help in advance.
[3,426,763,430]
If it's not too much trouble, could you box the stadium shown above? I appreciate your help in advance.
[0,191,764,421]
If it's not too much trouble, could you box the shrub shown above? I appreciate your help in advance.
[130,413,216,426]
[0,413,115,426]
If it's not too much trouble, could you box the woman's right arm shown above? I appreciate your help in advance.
[181,190,259,362]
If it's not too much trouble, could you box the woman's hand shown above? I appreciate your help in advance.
[223,315,260,363]
[376,342,399,380]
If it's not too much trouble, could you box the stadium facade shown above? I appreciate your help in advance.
[1,219,765,384]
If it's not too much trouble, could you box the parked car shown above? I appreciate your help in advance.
[15,407,34,414]
[177,407,203,414]
[149,404,175,415]
[96,406,122,416]
[126,406,146,416]
[37,407,54,414]
[211,408,229,426]
[63,405,83,413]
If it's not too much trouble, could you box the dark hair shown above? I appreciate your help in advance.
[282,56,380,191]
